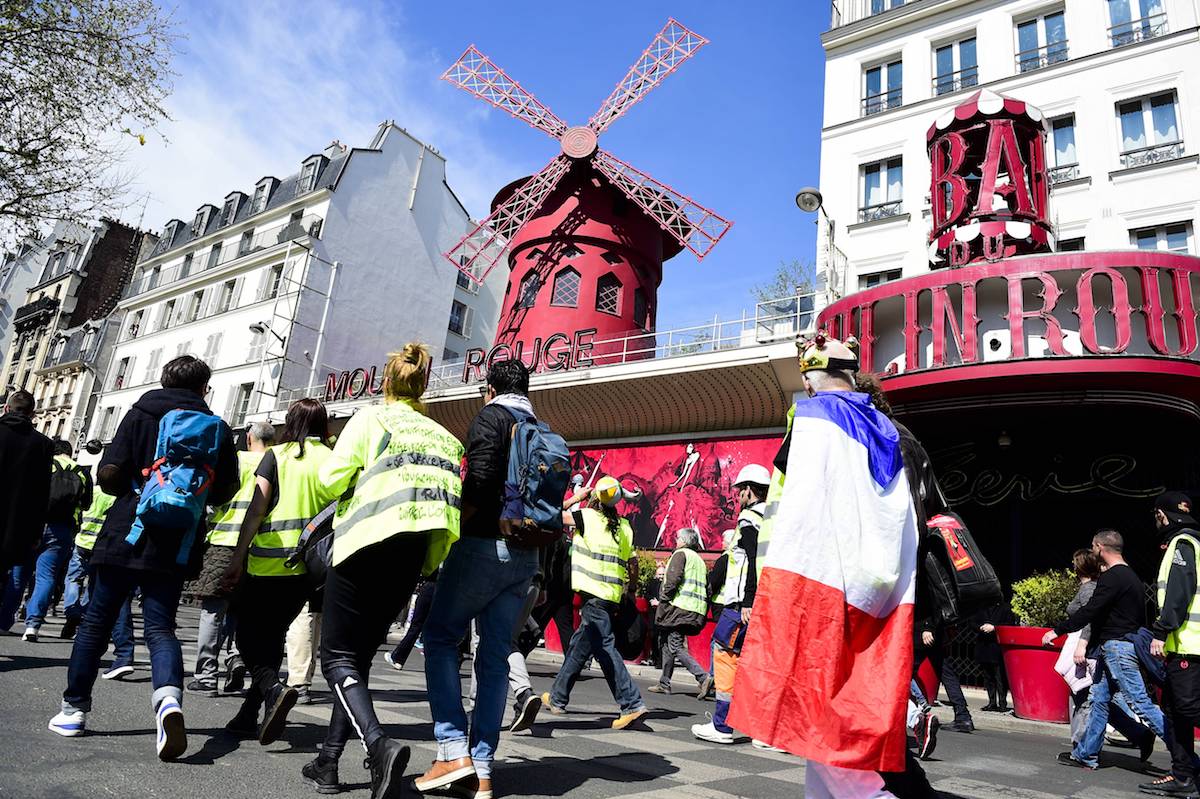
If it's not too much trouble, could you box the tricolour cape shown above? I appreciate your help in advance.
[728,391,918,772]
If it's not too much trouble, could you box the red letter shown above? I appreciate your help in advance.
[462,348,486,383]
[323,371,349,403]
[931,282,979,367]
[977,119,1034,217]
[903,289,923,371]
[931,132,969,231]
[1141,266,1198,356]
[1005,272,1064,359]
[1075,267,1132,353]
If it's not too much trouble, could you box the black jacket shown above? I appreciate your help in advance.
[1154,528,1200,644]
[461,402,517,539]
[0,413,54,571]
[655,549,707,633]
[90,388,239,577]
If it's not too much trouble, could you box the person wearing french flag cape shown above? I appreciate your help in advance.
[729,334,919,799]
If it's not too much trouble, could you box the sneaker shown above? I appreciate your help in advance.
[1139,774,1200,797]
[22,625,39,642]
[753,739,788,753]
[696,674,714,700]
[155,697,187,761]
[612,707,648,730]
[691,721,734,744]
[60,617,80,640]
[101,663,135,680]
[223,656,247,694]
[301,755,341,795]
[540,692,567,715]
[647,684,671,694]
[186,678,218,697]
[944,719,974,734]
[367,738,412,799]
[1057,751,1097,770]
[225,704,259,738]
[49,709,86,737]
[915,713,939,760]
[509,691,542,733]
[258,683,299,745]
[413,755,475,793]
[295,685,312,705]
[383,651,403,671]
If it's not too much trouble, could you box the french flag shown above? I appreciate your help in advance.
[729,391,919,773]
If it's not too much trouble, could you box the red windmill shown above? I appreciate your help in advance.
[442,19,732,369]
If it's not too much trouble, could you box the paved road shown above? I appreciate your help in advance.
[0,606,1174,798]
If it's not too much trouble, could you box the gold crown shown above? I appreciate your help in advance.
[796,332,860,373]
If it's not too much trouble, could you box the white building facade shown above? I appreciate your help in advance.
[819,0,1200,294]
[88,122,505,447]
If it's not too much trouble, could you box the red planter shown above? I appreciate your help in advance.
[996,625,1070,723]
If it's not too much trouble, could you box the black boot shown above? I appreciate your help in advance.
[366,737,411,799]
[302,755,341,795]
[225,700,260,738]
[258,682,299,745]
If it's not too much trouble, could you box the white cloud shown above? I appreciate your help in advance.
[120,0,530,230]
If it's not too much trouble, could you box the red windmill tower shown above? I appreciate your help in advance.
[443,19,732,369]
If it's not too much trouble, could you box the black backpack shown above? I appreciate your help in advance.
[924,511,1002,623]
[46,460,84,523]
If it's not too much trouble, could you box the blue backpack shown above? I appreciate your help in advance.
[500,410,570,545]
[125,409,224,565]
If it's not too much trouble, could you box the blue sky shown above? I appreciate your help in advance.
[124,0,827,332]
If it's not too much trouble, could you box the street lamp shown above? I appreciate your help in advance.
[249,320,286,345]
[795,187,823,213]
[795,186,841,308]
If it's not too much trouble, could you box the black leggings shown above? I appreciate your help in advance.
[388,579,436,666]
[234,574,311,710]
[319,534,428,761]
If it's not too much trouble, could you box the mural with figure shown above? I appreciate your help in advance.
[569,435,783,551]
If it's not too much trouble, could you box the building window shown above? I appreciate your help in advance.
[125,309,144,341]
[933,36,977,96]
[859,269,903,290]
[81,328,96,355]
[442,348,461,363]
[216,280,236,314]
[99,407,118,440]
[863,59,902,116]
[596,274,621,316]
[1016,10,1068,72]
[206,242,223,270]
[221,197,239,227]
[1132,222,1191,254]
[550,268,581,308]
[54,418,66,438]
[517,272,541,309]
[50,338,65,361]
[230,383,255,427]
[1058,237,1086,251]
[143,348,162,384]
[1108,0,1167,47]
[180,253,194,279]
[238,230,254,257]
[183,290,203,324]
[297,160,319,195]
[560,244,583,259]
[1048,115,1079,184]
[246,330,266,363]
[264,265,283,300]
[175,340,192,357]
[111,357,132,390]
[190,209,208,237]
[633,288,650,330]
[146,265,161,291]
[859,157,903,222]
[156,299,175,331]
[870,0,905,12]
[448,299,473,337]
[250,182,269,214]
[1118,92,1182,169]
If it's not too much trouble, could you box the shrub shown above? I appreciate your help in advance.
[635,551,660,599]
[1010,569,1079,628]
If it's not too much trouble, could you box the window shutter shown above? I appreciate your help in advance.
[125,355,137,387]
[199,287,215,318]
[204,332,223,365]
[231,276,245,309]
[223,385,239,420]
[254,268,269,301]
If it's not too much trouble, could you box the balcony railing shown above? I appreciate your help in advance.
[858,200,904,223]
[1048,163,1081,184]
[830,0,906,29]
[862,89,902,117]
[126,214,322,298]
[12,296,59,330]
[1119,141,1185,170]
[1016,41,1069,73]
[1109,13,1167,48]
[932,67,978,97]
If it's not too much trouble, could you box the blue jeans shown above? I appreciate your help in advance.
[0,523,75,628]
[551,595,645,715]
[423,537,538,780]
[1073,639,1167,766]
[63,565,181,713]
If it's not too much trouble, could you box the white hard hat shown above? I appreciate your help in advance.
[734,464,771,488]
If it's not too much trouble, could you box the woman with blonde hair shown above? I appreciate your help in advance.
[301,343,464,799]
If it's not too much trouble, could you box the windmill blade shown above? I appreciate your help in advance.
[588,19,708,135]
[444,155,572,284]
[593,149,732,261]
[442,45,568,140]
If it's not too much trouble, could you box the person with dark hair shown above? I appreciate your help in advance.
[0,390,54,580]
[1065,548,1102,745]
[415,358,542,799]
[221,398,334,748]
[50,355,239,761]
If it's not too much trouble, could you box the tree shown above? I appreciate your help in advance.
[0,0,177,246]
[751,259,817,303]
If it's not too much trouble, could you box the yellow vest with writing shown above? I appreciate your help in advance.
[1157,531,1200,656]
[247,439,335,577]
[669,548,709,615]
[328,402,463,575]
[756,403,795,578]
[76,492,115,551]
[571,508,633,603]
[207,450,264,547]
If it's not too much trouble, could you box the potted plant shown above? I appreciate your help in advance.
[997,569,1079,723]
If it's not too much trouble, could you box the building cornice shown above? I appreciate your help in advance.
[822,0,977,50]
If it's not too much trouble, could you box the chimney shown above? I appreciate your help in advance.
[323,140,346,159]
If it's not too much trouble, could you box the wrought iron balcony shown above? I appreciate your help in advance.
[830,0,906,29]
[1119,141,1185,170]
[1016,41,1069,73]
[1048,163,1081,185]
[12,296,59,330]
[858,200,904,223]
[932,67,978,97]
[1109,13,1168,48]
[862,89,902,117]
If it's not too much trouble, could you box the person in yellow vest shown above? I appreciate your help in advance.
[220,398,335,746]
[1143,492,1200,797]
[187,421,275,697]
[541,476,648,729]
[649,528,713,698]
[299,343,462,799]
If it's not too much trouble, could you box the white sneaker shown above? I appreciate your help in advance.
[22,625,39,642]
[49,709,86,737]
[383,651,403,671]
[155,697,187,761]
[691,721,734,744]
[752,739,788,753]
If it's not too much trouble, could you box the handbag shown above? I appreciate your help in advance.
[1054,630,1096,693]
[286,501,337,592]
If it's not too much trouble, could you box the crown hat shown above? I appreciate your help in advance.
[796,331,861,374]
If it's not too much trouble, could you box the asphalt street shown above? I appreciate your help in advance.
[0,605,1175,798]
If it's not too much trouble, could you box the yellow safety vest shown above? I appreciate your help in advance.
[669,548,709,615]
[571,507,633,603]
[1157,531,1200,656]
[756,404,795,578]
[322,402,463,576]
[247,438,335,578]
[76,492,115,551]
[207,450,265,547]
